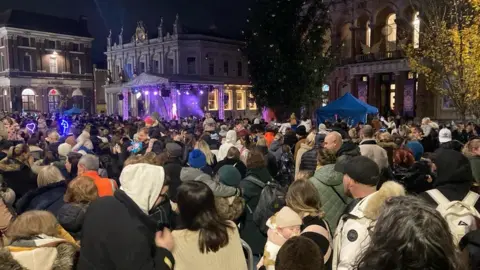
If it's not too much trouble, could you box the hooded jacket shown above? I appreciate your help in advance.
[332,181,406,270]
[16,181,67,216]
[420,148,480,210]
[179,167,237,198]
[309,164,351,232]
[269,140,283,162]
[295,143,313,176]
[78,163,174,270]
[0,158,37,200]
[217,130,237,162]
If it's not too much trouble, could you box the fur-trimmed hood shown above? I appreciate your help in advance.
[0,237,78,270]
[352,181,406,220]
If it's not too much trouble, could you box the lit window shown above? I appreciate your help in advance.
[21,88,36,111]
[413,12,421,49]
[208,89,218,110]
[224,90,233,110]
[187,57,196,75]
[366,21,371,47]
[386,14,397,51]
[248,92,257,110]
[49,57,58,73]
[341,23,352,57]
[236,90,246,110]
[48,89,60,113]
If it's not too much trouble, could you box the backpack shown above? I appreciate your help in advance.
[245,176,286,234]
[427,189,480,244]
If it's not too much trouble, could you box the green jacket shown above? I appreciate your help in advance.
[309,164,351,233]
[469,156,480,184]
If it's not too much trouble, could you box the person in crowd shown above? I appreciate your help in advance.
[0,139,12,160]
[78,162,175,270]
[406,139,425,161]
[57,176,99,240]
[0,177,15,235]
[0,144,37,200]
[172,181,247,270]
[277,144,295,187]
[27,137,44,160]
[381,116,396,130]
[355,196,467,270]
[264,125,276,148]
[181,133,195,165]
[294,125,308,161]
[214,146,247,178]
[309,148,349,233]
[77,154,117,197]
[463,139,480,184]
[348,128,360,144]
[239,149,272,263]
[196,139,217,172]
[323,131,342,154]
[3,117,21,141]
[439,127,464,152]
[275,236,325,270]
[218,130,237,162]
[257,206,303,270]
[0,210,78,270]
[188,149,213,176]
[16,165,67,216]
[333,156,405,270]
[358,125,388,170]
[295,132,316,178]
[286,180,333,267]
[391,149,434,194]
[269,133,284,162]
[421,148,480,211]
[72,126,94,153]
[376,131,397,167]
[256,137,279,178]
[237,133,252,164]
[214,165,245,222]
[65,152,83,183]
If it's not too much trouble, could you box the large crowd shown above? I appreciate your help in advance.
[0,112,479,270]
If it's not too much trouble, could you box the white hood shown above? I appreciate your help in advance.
[217,130,237,161]
[225,130,237,144]
[120,163,165,214]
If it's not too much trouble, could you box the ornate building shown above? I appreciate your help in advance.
[327,0,457,119]
[104,15,256,120]
[0,9,94,113]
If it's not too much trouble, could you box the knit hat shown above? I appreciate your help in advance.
[218,165,242,187]
[276,236,324,270]
[144,116,154,126]
[166,143,182,158]
[274,206,302,228]
[296,125,307,136]
[406,141,424,161]
[58,143,72,157]
[338,155,380,186]
[188,149,207,169]
[318,123,328,134]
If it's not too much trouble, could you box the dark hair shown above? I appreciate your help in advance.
[67,152,83,180]
[177,181,233,253]
[226,146,240,160]
[355,196,466,270]
[276,236,324,270]
[246,149,266,169]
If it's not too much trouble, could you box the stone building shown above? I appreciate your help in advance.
[104,15,257,120]
[327,0,457,119]
[0,9,94,113]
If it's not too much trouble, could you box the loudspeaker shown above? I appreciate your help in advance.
[161,89,171,97]
[118,94,124,100]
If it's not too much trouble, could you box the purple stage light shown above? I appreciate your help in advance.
[145,91,150,95]
[199,90,204,95]
[186,91,190,95]
[154,91,158,96]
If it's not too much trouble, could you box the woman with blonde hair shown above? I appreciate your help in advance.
[295,132,316,178]
[196,139,217,169]
[16,165,67,216]
[0,210,78,270]
[463,139,480,184]
[57,176,98,239]
[286,180,332,268]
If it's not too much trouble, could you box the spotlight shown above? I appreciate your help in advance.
[186,91,190,95]
[145,91,149,95]
[136,92,142,99]
[199,90,204,95]
[154,91,158,96]
[177,90,181,96]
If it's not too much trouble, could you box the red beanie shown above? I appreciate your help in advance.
[145,116,154,125]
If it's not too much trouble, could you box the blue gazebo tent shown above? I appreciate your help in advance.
[316,93,378,125]
[63,107,83,115]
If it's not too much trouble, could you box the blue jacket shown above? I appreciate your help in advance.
[16,181,67,216]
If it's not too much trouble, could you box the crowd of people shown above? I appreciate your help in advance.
[0,111,479,270]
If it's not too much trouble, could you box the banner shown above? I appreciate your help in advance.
[404,79,415,117]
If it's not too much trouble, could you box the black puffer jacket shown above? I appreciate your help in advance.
[300,148,317,172]
[439,140,464,152]
[57,203,89,240]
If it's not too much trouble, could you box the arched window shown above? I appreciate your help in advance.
[72,89,84,109]
[413,12,421,49]
[48,89,60,113]
[22,88,36,111]
[386,14,397,51]
[341,23,352,58]
[366,21,371,47]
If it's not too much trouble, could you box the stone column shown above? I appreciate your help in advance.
[232,87,238,119]
[218,85,225,120]
[395,71,406,116]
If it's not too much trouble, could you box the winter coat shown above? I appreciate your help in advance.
[335,141,361,173]
[215,195,245,222]
[309,164,351,232]
[359,139,389,170]
[57,203,89,240]
[256,146,279,178]
[469,156,480,184]
[238,167,272,254]
[0,198,14,234]
[78,190,175,270]
[217,130,237,162]
[0,158,37,200]
[269,140,283,162]
[277,150,295,187]
[440,140,464,152]
[420,148,480,211]
[300,147,318,172]
[295,143,313,176]
[392,161,434,194]
[294,138,306,162]
[16,181,67,216]
[0,236,78,270]
[377,141,397,167]
[214,158,247,179]
[332,181,406,270]
[179,167,237,197]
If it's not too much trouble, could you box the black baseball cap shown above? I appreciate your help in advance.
[336,155,380,186]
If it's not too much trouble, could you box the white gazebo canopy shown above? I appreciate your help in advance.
[123,73,170,88]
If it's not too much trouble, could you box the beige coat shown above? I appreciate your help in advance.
[295,143,313,177]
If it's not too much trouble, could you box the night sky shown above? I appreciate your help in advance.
[0,0,253,67]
